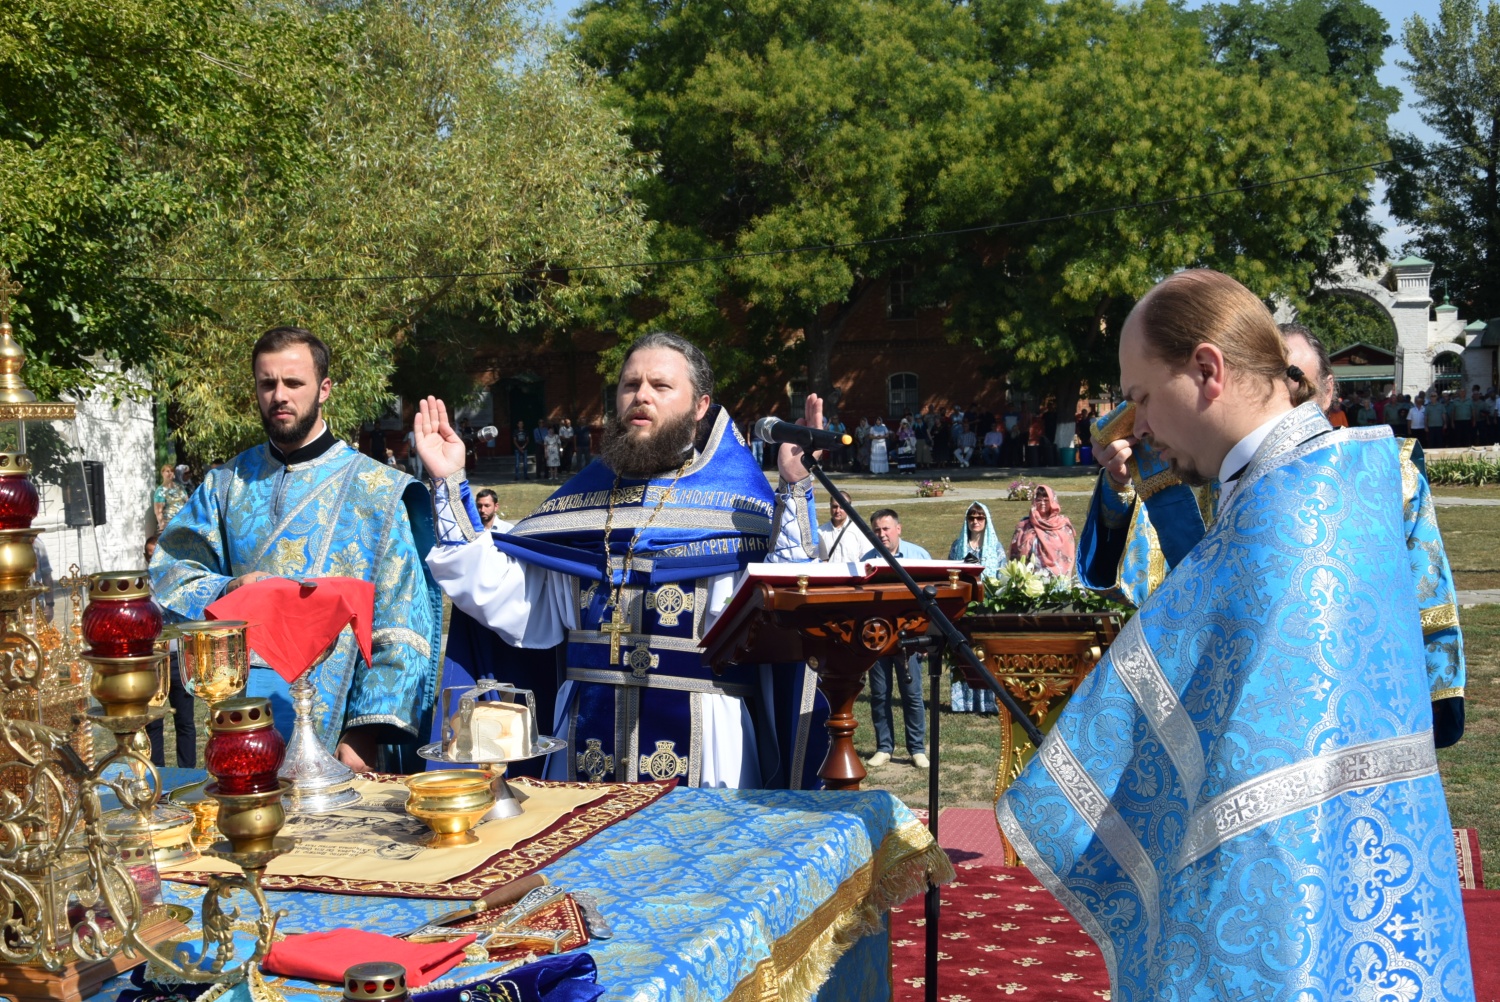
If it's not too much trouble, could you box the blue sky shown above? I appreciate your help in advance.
[541,0,1443,255]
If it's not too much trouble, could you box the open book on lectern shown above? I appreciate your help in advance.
[699,559,981,653]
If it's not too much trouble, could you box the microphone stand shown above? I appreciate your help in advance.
[798,453,1045,1002]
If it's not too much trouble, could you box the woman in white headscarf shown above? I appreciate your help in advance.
[869,417,889,475]
[947,502,1002,713]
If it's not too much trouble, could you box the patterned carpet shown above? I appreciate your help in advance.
[893,811,1500,1001]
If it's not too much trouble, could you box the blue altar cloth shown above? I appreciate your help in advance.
[96,770,947,1002]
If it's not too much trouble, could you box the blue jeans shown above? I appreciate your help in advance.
[514,450,528,480]
[868,654,926,755]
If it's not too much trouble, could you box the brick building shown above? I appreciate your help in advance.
[444,271,1011,456]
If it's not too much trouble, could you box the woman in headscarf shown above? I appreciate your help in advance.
[869,417,890,474]
[947,502,1001,713]
[1009,485,1076,578]
[895,418,916,474]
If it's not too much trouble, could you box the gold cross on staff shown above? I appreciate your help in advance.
[600,603,632,667]
[0,268,21,327]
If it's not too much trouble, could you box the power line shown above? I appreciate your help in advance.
[132,141,1477,286]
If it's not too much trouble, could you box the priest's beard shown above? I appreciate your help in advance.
[260,401,321,451]
[600,408,699,479]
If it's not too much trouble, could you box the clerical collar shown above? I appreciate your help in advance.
[268,422,336,466]
[1219,410,1289,484]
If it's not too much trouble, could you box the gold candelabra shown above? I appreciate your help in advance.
[0,268,290,1002]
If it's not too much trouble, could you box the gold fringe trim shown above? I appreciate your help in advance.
[1433,686,1465,701]
[726,819,953,1002]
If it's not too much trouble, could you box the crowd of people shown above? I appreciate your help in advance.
[1330,383,1500,448]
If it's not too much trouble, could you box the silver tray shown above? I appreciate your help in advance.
[416,736,566,767]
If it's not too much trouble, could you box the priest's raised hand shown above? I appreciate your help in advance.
[414,396,468,481]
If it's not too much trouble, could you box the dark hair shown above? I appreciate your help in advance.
[252,326,330,382]
[476,489,498,503]
[621,331,714,400]
[1132,270,1315,406]
[1278,322,1332,387]
[870,508,900,525]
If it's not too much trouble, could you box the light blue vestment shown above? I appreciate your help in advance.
[1001,406,1474,1001]
[149,439,443,752]
[1077,433,1466,745]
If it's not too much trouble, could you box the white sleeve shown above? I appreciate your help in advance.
[768,475,818,563]
[425,536,575,648]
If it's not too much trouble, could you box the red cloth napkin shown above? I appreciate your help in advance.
[262,928,476,987]
[206,576,375,684]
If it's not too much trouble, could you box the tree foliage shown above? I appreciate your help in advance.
[571,0,984,401]
[1384,0,1500,321]
[572,0,1393,421]
[1196,0,1401,274]
[932,0,1386,419]
[1298,290,1398,351]
[4,0,653,460]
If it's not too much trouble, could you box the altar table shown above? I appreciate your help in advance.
[94,771,950,1002]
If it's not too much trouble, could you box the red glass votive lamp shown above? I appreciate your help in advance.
[204,696,286,794]
[84,571,164,657]
[0,454,39,529]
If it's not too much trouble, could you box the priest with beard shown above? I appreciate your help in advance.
[150,326,443,772]
[418,331,829,789]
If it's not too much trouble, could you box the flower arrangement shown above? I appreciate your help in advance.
[916,477,953,498]
[973,558,1130,615]
[1006,480,1035,502]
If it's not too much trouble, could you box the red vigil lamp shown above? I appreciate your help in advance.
[204,696,286,795]
[83,571,164,657]
[0,452,39,529]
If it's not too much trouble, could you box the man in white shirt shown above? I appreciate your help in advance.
[817,490,873,563]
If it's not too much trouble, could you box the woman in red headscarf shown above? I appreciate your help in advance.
[1009,485,1077,578]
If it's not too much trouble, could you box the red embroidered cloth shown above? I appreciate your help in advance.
[207,576,374,683]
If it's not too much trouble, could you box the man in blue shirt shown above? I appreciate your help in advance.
[861,508,931,769]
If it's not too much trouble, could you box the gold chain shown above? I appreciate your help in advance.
[599,457,692,613]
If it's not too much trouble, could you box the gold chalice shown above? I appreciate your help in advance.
[167,620,251,846]
[404,771,495,848]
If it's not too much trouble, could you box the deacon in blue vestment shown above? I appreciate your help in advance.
[1001,270,1473,1001]
[150,327,442,771]
[1076,323,1466,747]
[416,332,828,789]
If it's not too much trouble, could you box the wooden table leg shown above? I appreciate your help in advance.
[810,651,871,791]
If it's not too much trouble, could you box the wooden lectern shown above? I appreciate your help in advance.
[701,561,982,790]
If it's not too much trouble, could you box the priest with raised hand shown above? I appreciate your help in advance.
[150,326,443,772]
[998,270,1473,1001]
[416,331,828,789]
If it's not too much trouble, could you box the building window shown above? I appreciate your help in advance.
[887,264,916,320]
[888,372,919,419]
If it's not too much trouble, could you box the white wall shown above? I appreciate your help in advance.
[32,379,157,587]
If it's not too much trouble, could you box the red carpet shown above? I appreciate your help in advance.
[891,810,1500,1000]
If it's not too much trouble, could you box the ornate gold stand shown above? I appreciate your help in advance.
[962,612,1121,866]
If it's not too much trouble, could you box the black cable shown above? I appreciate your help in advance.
[126,140,1479,286]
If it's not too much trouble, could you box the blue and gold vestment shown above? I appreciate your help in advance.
[150,439,443,751]
[1001,406,1473,1001]
[1077,416,1466,745]
[431,407,829,789]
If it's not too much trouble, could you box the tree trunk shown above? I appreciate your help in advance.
[1050,297,1111,452]
[805,278,878,407]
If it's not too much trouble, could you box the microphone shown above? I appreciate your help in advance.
[754,417,852,452]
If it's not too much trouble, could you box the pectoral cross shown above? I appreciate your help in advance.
[600,602,631,666]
